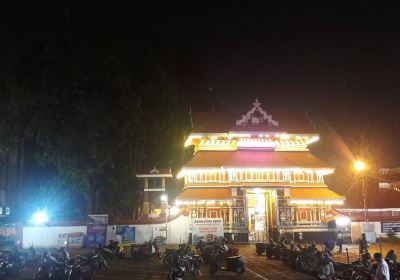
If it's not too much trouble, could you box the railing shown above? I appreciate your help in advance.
[278,206,328,227]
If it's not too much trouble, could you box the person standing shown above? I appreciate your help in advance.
[373,252,390,280]
[359,233,368,254]
[336,230,343,253]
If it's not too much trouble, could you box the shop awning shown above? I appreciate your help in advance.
[289,187,344,205]
[177,188,232,201]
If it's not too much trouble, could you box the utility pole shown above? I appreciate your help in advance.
[362,176,367,222]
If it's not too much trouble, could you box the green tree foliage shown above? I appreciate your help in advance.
[0,32,190,219]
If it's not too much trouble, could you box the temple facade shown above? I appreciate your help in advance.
[176,99,344,242]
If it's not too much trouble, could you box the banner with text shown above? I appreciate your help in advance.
[116,226,135,244]
[86,214,108,248]
[153,225,166,244]
[381,222,400,233]
[192,218,224,243]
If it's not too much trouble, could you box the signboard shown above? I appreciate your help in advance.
[116,226,135,244]
[381,222,400,233]
[153,225,166,244]
[57,233,68,247]
[86,214,108,248]
[0,225,16,243]
[192,218,224,243]
[67,232,85,248]
[379,182,391,189]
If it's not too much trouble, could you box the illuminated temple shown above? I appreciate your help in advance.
[177,99,344,242]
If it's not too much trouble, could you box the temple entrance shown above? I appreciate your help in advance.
[247,189,278,242]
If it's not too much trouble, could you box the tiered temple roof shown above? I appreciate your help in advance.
[177,98,344,205]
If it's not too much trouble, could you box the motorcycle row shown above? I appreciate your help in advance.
[163,239,246,280]
[100,239,163,260]
[256,238,400,280]
[31,238,246,280]
[0,238,161,280]
[34,245,108,280]
[0,247,27,279]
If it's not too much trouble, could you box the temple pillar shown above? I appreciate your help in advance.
[274,190,280,231]
[143,178,149,214]
[161,178,166,190]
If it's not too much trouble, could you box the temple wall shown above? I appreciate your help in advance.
[22,215,191,249]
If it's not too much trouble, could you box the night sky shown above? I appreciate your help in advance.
[2,1,400,167]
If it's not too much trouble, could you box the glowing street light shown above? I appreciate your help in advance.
[354,160,366,172]
[33,211,48,225]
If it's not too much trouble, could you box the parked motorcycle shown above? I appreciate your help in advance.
[167,243,202,280]
[255,242,269,256]
[131,240,161,260]
[351,263,375,280]
[35,246,107,280]
[35,252,66,280]
[296,243,322,273]
[168,257,188,280]
[265,238,287,259]
[208,242,245,275]
[163,248,178,268]
[101,240,126,259]
[67,256,97,280]
[282,242,302,268]
[195,240,215,264]
[0,248,26,279]
[333,262,354,280]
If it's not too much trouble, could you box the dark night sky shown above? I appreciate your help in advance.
[2,1,400,166]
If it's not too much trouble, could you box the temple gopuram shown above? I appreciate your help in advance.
[176,99,344,242]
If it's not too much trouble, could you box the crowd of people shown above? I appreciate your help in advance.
[324,232,391,280]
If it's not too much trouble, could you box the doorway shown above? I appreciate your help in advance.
[247,189,277,242]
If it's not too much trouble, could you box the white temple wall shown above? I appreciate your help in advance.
[22,215,191,249]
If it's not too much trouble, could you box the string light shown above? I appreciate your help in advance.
[289,200,344,205]
[178,167,334,184]
[184,133,321,151]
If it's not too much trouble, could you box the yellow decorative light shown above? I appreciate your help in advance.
[184,133,320,150]
[305,136,319,144]
[178,167,334,184]
[184,136,194,147]
[280,134,290,140]
[175,199,231,206]
[289,199,344,205]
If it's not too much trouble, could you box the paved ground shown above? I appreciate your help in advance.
[92,244,315,280]
[17,244,313,280]
[15,241,400,279]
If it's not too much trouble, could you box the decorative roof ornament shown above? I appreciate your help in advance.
[150,166,160,174]
[235,98,279,127]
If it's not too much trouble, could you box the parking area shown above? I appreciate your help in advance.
[15,241,400,280]
[17,244,313,280]
[90,244,315,280]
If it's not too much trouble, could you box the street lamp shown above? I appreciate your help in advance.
[354,161,366,172]
[32,211,49,225]
[354,160,367,222]
[161,194,168,244]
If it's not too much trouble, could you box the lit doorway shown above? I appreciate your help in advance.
[247,189,276,242]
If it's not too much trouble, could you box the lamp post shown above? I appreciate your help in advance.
[161,194,168,244]
[354,160,367,222]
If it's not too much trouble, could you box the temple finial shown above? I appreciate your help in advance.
[253,98,261,107]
